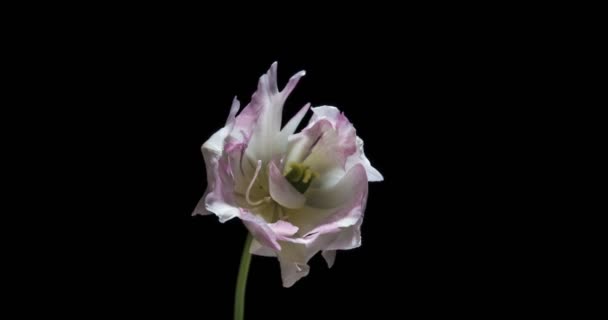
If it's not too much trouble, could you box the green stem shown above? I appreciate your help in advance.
[234,233,253,320]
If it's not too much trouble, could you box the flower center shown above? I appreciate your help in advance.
[283,162,318,194]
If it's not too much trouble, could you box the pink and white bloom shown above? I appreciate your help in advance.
[193,62,383,287]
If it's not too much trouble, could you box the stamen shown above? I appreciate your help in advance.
[284,162,318,194]
[246,160,267,206]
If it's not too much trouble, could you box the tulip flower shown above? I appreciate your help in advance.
[193,62,382,319]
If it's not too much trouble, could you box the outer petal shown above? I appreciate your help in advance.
[241,210,281,251]
[324,219,363,251]
[268,161,306,209]
[242,214,301,254]
[202,154,241,222]
[311,106,383,182]
[192,99,240,216]
[279,257,310,288]
[346,137,384,182]
[275,232,340,287]
[270,220,299,237]
[274,165,368,287]
[309,106,357,165]
[321,250,336,268]
[191,128,227,216]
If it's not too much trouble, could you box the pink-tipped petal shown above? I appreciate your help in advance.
[192,125,231,216]
[310,106,382,181]
[241,210,281,251]
[243,64,307,162]
[270,220,299,237]
[282,70,306,99]
[202,154,241,222]
[194,63,382,289]
[310,105,340,122]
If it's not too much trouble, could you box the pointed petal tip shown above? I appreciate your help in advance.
[291,70,306,79]
[322,250,336,268]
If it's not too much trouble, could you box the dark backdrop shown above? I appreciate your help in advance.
[40,18,530,319]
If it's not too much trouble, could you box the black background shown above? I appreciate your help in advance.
[26,14,536,318]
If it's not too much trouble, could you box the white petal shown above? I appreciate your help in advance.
[310,105,340,122]
[192,126,230,216]
[282,70,306,99]
[268,162,306,209]
[204,199,241,223]
[321,250,336,268]
[245,64,306,162]
[270,220,299,236]
[346,137,384,182]
[306,164,367,209]
[250,239,277,257]
[225,97,240,126]
[280,103,310,139]
[284,119,339,174]
[240,210,281,251]
[279,258,310,288]
[325,220,363,251]
[287,164,368,237]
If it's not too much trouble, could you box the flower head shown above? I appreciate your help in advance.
[193,62,383,287]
